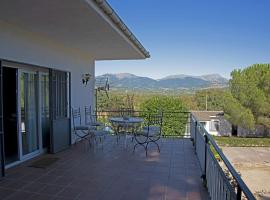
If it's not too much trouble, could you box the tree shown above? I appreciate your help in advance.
[223,91,255,130]
[97,91,125,111]
[195,88,227,111]
[179,95,198,110]
[229,64,270,131]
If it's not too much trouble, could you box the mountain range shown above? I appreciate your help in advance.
[96,73,228,91]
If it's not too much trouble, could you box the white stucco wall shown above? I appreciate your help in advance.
[0,21,96,144]
[0,20,95,111]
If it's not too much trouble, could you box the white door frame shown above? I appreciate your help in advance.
[39,72,49,152]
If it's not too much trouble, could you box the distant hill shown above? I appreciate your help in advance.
[96,73,228,91]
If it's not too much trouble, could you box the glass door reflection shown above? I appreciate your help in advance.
[20,72,39,156]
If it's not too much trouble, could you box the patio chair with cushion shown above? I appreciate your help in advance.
[84,106,109,145]
[72,107,92,145]
[134,112,163,156]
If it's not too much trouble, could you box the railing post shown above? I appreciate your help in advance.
[202,134,208,181]
[194,121,197,154]
[237,185,242,200]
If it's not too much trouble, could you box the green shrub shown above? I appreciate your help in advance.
[139,96,188,136]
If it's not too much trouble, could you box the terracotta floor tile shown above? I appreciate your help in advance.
[6,191,34,200]
[5,137,209,200]
[56,187,82,199]
[0,188,16,199]
[22,182,47,193]
[38,185,64,196]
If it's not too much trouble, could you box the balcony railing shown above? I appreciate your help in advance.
[95,110,191,137]
[190,114,256,200]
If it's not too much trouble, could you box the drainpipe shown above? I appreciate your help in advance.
[0,62,5,177]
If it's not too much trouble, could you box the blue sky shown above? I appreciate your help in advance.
[96,0,270,79]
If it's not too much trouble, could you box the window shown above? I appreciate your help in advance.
[200,122,207,127]
[210,120,219,131]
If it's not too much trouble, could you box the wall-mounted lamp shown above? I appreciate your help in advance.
[82,73,92,86]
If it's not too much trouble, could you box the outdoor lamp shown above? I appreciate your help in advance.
[82,73,92,86]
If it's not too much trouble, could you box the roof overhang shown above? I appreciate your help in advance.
[0,0,150,60]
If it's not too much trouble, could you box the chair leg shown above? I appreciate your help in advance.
[147,140,160,153]
[88,138,92,148]
[133,142,148,156]
[133,143,144,152]
[145,143,148,156]
[116,126,120,144]
[154,141,160,152]
[133,143,138,152]
[74,138,79,145]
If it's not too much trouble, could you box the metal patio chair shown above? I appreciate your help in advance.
[134,112,163,156]
[72,107,92,146]
[85,106,103,128]
[85,106,109,146]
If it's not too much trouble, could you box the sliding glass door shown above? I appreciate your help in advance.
[20,71,39,156]
[1,63,70,166]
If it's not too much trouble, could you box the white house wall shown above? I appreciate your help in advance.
[0,21,95,143]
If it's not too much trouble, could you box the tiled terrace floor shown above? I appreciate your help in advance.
[0,137,209,200]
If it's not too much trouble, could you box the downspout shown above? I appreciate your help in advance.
[0,61,5,177]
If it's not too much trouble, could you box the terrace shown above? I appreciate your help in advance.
[0,111,255,200]
[1,137,208,200]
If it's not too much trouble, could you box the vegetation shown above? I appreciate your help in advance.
[214,136,270,147]
[227,64,270,131]
[192,64,270,132]
[195,88,227,111]
[97,92,190,136]
[139,96,189,136]
[96,63,270,136]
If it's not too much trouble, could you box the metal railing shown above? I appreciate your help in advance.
[190,114,256,200]
[95,110,191,137]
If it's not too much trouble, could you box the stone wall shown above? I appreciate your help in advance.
[238,125,270,137]
[218,117,232,136]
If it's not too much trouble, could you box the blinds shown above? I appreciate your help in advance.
[50,70,68,119]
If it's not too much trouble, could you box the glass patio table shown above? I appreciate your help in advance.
[109,117,144,148]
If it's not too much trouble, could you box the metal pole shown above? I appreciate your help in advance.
[237,185,242,200]
[205,93,208,111]
[202,134,208,180]
[194,121,197,154]
[95,89,98,121]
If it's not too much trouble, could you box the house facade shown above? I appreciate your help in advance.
[0,0,149,175]
[192,111,232,136]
